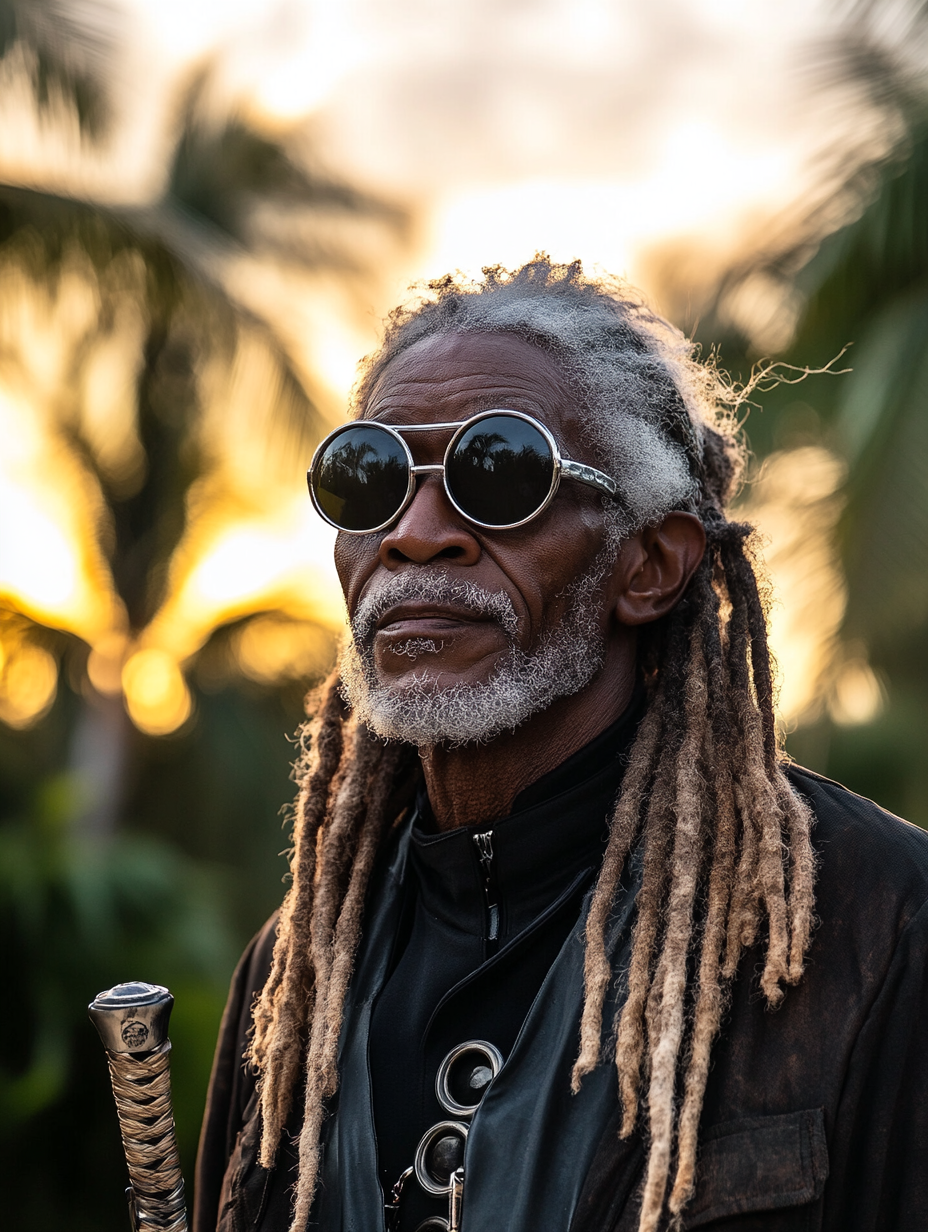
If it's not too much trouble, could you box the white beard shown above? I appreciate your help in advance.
[339,560,612,748]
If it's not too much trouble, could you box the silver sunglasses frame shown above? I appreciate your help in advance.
[307,408,618,534]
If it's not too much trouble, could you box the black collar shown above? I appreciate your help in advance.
[409,693,645,940]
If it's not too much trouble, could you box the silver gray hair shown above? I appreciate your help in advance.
[350,257,745,537]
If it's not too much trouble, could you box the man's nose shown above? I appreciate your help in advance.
[378,475,481,568]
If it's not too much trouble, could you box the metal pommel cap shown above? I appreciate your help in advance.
[88,982,174,1054]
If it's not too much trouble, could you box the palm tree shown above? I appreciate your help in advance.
[0,57,404,800]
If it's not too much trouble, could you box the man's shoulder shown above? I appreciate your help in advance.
[228,911,280,1015]
[786,761,928,935]
[786,761,928,860]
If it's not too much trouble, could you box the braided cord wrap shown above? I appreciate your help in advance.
[104,1039,188,1232]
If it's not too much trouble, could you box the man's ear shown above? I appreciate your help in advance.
[611,512,707,627]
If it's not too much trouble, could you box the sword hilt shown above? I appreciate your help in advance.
[89,982,188,1232]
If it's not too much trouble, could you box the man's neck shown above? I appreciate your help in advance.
[418,661,638,830]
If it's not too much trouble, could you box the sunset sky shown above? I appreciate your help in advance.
[0,0,879,733]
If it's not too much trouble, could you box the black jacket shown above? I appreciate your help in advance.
[195,766,928,1231]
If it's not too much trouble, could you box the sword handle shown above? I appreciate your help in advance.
[88,982,188,1232]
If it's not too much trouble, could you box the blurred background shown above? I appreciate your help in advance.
[0,0,924,1226]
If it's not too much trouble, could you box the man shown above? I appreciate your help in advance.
[195,259,928,1232]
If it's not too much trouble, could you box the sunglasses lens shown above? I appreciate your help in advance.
[312,424,410,531]
[446,415,556,526]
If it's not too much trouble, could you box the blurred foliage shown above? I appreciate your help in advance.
[0,772,235,1125]
[0,658,308,1230]
[659,0,928,827]
[0,783,234,1229]
[166,72,404,263]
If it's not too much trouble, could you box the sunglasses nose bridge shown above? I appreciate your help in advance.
[406,463,449,513]
[407,462,453,519]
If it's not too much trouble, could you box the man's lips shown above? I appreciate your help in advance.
[375,603,491,636]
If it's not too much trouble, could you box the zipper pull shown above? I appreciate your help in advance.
[384,1165,413,1232]
[473,830,499,947]
[448,1166,465,1232]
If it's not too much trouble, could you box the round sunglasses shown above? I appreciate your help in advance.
[307,409,618,534]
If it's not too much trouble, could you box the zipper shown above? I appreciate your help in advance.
[472,830,500,953]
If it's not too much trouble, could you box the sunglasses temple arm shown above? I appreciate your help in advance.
[560,459,617,498]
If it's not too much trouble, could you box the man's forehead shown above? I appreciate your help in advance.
[362,331,579,428]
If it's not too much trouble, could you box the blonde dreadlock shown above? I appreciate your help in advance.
[247,259,817,1232]
[571,511,816,1228]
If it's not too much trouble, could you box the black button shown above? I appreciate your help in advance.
[414,1120,469,1195]
[427,1133,464,1183]
[449,1061,492,1106]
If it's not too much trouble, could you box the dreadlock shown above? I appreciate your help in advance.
[247,258,817,1232]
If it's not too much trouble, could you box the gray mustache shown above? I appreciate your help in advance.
[350,570,520,645]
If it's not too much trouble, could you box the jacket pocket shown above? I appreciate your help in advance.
[217,1094,273,1232]
[682,1108,829,1229]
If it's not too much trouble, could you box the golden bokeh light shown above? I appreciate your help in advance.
[87,633,131,697]
[0,248,345,736]
[0,348,123,649]
[830,658,886,727]
[738,446,849,728]
[234,615,335,685]
[121,648,193,736]
[0,642,58,729]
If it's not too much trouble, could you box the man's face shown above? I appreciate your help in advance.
[334,331,623,744]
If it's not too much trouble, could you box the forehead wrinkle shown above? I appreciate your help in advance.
[365,370,569,416]
[363,332,576,415]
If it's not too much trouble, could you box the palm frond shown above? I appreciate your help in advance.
[164,68,406,265]
[0,180,323,629]
[834,287,928,647]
